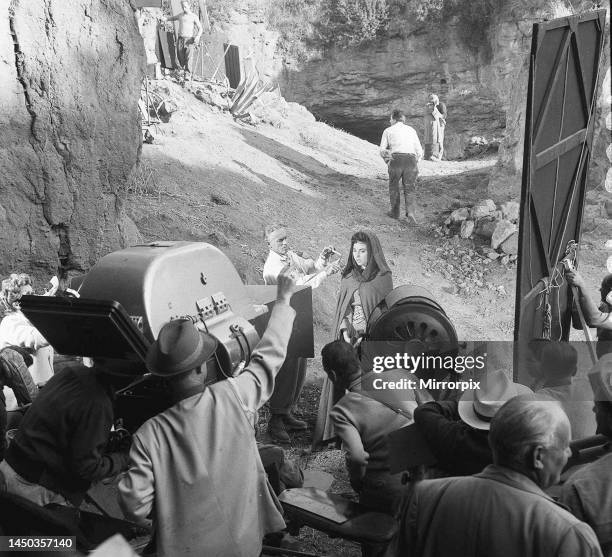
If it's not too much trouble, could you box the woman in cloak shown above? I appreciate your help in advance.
[312,231,393,448]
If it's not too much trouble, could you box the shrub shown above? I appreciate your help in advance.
[316,0,390,46]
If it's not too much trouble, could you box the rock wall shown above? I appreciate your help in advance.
[481,1,610,197]
[279,22,505,160]
[0,0,145,280]
[274,1,609,197]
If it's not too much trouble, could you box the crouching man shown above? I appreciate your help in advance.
[0,360,133,506]
[118,272,298,557]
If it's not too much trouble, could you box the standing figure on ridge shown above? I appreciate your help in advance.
[423,93,447,161]
[164,1,202,79]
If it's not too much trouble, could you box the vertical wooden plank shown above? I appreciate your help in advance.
[224,44,241,89]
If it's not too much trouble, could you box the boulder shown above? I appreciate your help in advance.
[491,220,517,249]
[499,232,519,255]
[460,220,475,238]
[450,207,470,223]
[0,0,145,278]
[475,217,497,239]
[471,199,497,219]
[500,201,520,222]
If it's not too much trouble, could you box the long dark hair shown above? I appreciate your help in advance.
[341,231,391,282]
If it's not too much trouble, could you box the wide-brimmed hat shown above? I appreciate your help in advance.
[458,369,533,430]
[146,318,218,377]
[590,354,612,402]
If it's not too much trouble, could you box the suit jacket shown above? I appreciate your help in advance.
[402,465,602,557]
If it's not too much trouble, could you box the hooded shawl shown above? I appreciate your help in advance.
[313,231,393,447]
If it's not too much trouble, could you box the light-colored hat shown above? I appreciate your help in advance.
[146,318,218,377]
[589,354,612,402]
[458,369,533,430]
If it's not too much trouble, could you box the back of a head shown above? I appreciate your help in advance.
[600,274,612,303]
[538,341,578,381]
[489,395,569,467]
[391,109,405,123]
[321,340,360,384]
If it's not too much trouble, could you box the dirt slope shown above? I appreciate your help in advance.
[126,80,608,556]
[129,82,523,352]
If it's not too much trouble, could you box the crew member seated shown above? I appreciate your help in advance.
[560,354,612,554]
[531,341,595,439]
[322,340,416,518]
[0,359,133,507]
[413,369,532,476]
[118,271,298,557]
[401,396,602,557]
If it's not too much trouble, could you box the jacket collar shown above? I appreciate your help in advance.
[476,464,565,507]
[267,249,290,264]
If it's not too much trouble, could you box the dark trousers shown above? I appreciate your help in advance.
[177,37,195,73]
[387,153,418,217]
[269,357,307,415]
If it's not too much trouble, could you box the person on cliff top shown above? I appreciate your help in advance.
[164,1,202,79]
[379,109,423,225]
[423,93,447,161]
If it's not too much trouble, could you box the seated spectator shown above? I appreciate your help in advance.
[323,340,416,514]
[0,359,134,506]
[0,274,53,410]
[401,395,602,557]
[532,341,595,439]
[566,270,612,357]
[118,272,298,557]
[0,347,38,461]
[560,354,612,554]
[413,369,532,475]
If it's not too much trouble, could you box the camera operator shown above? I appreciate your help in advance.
[566,269,612,357]
[0,360,134,507]
[263,224,341,442]
[118,271,299,557]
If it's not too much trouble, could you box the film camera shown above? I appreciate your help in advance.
[20,241,314,431]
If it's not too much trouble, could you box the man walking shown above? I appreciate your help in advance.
[379,109,423,224]
[165,1,202,78]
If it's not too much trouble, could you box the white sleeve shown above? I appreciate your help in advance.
[379,129,389,156]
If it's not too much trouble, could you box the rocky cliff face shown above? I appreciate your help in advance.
[0,0,145,279]
[274,1,609,197]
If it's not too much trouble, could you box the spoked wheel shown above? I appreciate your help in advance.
[361,285,458,371]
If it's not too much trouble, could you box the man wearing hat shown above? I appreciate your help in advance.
[413,369,532,475]
[560,354,612,554]
[401,395,602,557]
[118,272,298,557]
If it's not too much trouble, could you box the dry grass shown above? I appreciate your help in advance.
[124,160,166,200]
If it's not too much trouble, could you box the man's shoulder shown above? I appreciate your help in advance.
[565,452,612,487]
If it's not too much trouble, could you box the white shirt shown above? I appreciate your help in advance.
[263,250,327,289]
[0,312,53,410]
[380,122,424,159]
